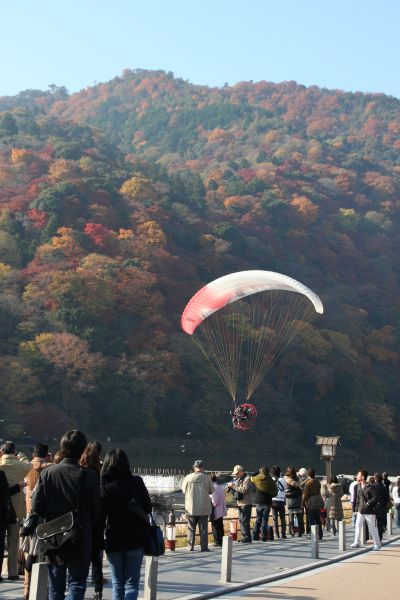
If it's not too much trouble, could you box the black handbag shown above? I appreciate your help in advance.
[21,513,38,537]
[36,469,85,556]
[144,515,165,557]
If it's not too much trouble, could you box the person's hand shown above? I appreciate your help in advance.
[18,480,28,490]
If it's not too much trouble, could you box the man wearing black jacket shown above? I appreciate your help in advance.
[32,430,101,600]
[351,469,381,551]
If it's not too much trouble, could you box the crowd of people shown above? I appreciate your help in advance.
[0,430,151,600]
[0,436,399,600]
[182,462,399,553]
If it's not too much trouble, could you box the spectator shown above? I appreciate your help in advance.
[374,472,390,541]
[349,475,357,526]
[302,467,323,540]
[351,469,381,551]
[32,430,101,600]
[271,465,287,539]
[284,467,304,537]
[227,465,253,543]
[210,473,227,547]
[327,476,344,535]
[0,441,32,580]
[182,460,214,551]
[392,477,400,529]
[101,449,151,600]
[23,443,52,600]
[250,466,277,541]
[0,470,26,582]
[382,472,391,494]
[81,442,104,600]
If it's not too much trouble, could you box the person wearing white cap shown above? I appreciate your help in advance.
[182,460,214,551]
[227,465,253,543]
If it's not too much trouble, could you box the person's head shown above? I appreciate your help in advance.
[101,449,131,479]
[33,443,49,459]
[307,467,316,479]
[54,450,64,464]
[397,477,400,488]
[259,465,269,476]
[285,466,297,479]
[330,475,338,484]
[369,475,375,484]
[374,472,383,483]
[92,441,102,457]
[60,430,87,460]
[193,460,204,472]
[271,465,281,478]
[383,471,389,479]
[210,472,218,483]
[357,470,368,483]
[1,441,15,455]
[231,465,245,478]
[298,467,307,478]
[80,442,101,474]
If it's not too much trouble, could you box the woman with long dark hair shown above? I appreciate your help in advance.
[81,442,103,600]
[101,449,151,600]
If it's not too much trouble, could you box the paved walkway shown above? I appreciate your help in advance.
[211,540,400,599]
[1,529,399,599]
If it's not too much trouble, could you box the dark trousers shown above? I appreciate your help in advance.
[211,517,224,545]
[47,562,89,600]
[252,504,271,540]
[376,515,385,541]
[0,524,5,576]
[308,509,323,540]
[271,502,286,537]
[238,505,252,542]
[91,549,104,593]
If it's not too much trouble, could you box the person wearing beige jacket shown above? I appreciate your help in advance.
[0,441,32,579]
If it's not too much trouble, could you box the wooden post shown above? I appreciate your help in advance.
[311,524,319,559]
[144,556,158,600]
[387,511,393,536]
[29,562,47,600]
[338,520,346,551]
[220,535,233,583]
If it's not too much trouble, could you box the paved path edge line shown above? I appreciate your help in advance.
[170,534,400,600]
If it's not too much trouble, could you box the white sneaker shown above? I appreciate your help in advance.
[372,544,382,551]
[351,542,360,548]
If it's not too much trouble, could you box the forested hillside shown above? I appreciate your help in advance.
[0,70,399,461]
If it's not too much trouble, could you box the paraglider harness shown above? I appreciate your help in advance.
[230,402,257,430]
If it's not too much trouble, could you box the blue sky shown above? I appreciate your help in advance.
[2,0,399,98]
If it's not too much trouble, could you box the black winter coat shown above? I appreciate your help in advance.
[354,482,379,515]
[32,458,101,566]
[0,470,20,524]
[101,473,152,553]
[375,482,390,518]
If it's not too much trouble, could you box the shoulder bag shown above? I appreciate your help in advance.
[144,514,165,556]
[36,469,86,556]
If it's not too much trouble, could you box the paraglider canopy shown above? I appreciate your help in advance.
[181,270,323,335]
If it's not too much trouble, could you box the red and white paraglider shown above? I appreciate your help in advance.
[181,270,323,430]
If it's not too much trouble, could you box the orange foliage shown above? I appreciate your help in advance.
[291,195,319,221]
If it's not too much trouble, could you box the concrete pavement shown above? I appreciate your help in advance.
[210,540,400,599]
[1,528,399,599]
